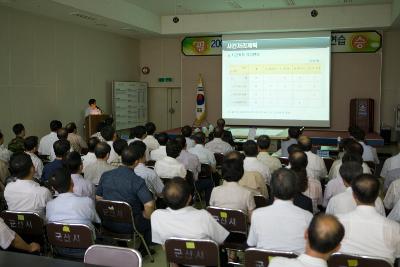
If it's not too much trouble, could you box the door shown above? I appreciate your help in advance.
[148,87,181,131]
[168,88,181,130]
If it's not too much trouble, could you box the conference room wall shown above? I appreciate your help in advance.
[0,6,140,142]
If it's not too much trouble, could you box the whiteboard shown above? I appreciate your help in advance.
[112,81,148,131]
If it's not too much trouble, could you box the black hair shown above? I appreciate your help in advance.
[213,127,224,138]
[49,167,72,194]
[57,128,68,140]
[101,126,115,141]
[352,174,380,205]
[292,168,308,193]
[225,150,245,160]
[0,131,3,140]
[257,135,271,150]
[298,136,312,151]
[65,122,77,133]
[175,135,186,149]
[289,151,308,170]
[104,118,114,126]
[145,122,156,135]
[53,139,71,158]
[10,152,33,178]
[341,153,363,165]
[216,118,226,128]
[271,168,297,200]
[96,122,106,133]
[87,137,100,153]
[88,99,96,105]
[12,123,25,136]
[181,125,193,138]
[130,125,147,139]
[288,127,301,139]
[352,127,366,141]
[222,158,244,182]
[345,140,364,156]
[129,140,146,159]
[243,140,258,157]
[339,161,363,185]
[163,177,191,210]
[288,144,303,155]
[94,142,111,159]
[64,151,82,174]
[156,132,169,146]
[192,132,205,145]
[166,140,182,159]
[50,120,62,132]
[308,214,345,254]
[24,136,39,151]
[113,138,128,156]
[121,146,141,166]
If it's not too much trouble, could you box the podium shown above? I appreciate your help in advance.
[85,114,110,141]
[350,99,374,133]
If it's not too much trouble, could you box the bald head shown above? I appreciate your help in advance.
[163,177,191,210]
[289,151,308,170]
[213,127,224,138]
[217,118,225,128]
[352,174,380,205]
[307,214,345,254]
[57,128,68,140]
[298,136,312,151]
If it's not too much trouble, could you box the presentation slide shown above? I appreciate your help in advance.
[222,32,331,127]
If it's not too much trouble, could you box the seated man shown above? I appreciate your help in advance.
[176,135,201,179]
[257,135,282,174]
[326,162,385,215]
[210,158,256,217]
[247,168,313,254]
[181,125,195,149]
[242,140,271,184]
[128,125,150,160]
[110,138,128,167]
[38,120,62,157]
[0,131,12,162]
[150,132,168,161]
[154,140,186,179]
[188,132,216,171]
[8,123,25,153]
[351,127,379,164]
[338,174,400,264]
[280,127,301,158]
[24,136,43,180]
[143,122,160,152]
[384,178,400,210]
[269,214,345,267]
[82,137,100,170]
[205,127,233,155]
[298,136,327,180]
[96,146,155,246]
[211,118,234,146]
[84,142,115,185]
[100,126,118,164]
[5,153,52,217]
[49,128,69,162]
[64,151,95,198]
[381,141,400,191]
[42,140,70,181]
[66,122,88,154]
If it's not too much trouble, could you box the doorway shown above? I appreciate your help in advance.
[148,87,181,131]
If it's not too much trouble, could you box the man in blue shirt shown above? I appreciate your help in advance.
[96,146,155,246]
[41,140,70,181]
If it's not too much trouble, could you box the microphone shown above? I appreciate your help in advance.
[96,105,102,113]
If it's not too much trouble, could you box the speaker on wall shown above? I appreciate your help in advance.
[350,98,374,133]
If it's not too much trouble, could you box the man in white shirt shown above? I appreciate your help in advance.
[100,126,119,164]
[154,140,186,179]
[127,126,150,160]
[66,122,88,154]
[326,162,385,215]
[65,151,96,198]
[82,137,100,170]
[143,122,160,152]
[298,136,327,180]
[150,132,168,161]
[279,127,301,158]
[257,135,282,174]
[388,199,400,222]
[181,125,195,149]
[205,127,233,155]
[84,142,115,185]
[49,128,69,162]
[351,127,379,164]
[247,168,313,254]
[243,140,271,184]
[24,136,43,179]
[384,178,400,210]
[5,153,52,217]
[38,120,62,157]
[338,174,400,264]
[381,143,400,191]
[0,131,12,162]
[188,132,216,171]
[269,214,345,267]
[151,177,229,246]
[176,135,201,179]
[85,98,101,117]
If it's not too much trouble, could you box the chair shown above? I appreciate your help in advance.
[206,206,248,251]
[278,157,289,166]
[199,164,213,179]
[186,170,204,208]
[165,237,220,267]
[84,245,142,267]
[214,153,225,170]
[365,161,376,174]
[46,222,94,260]
[95,200,154,262]
[323,157,334,173]
[328,252,392,267]
[245,248,298,267]
[145,160,156,168]
[1,211,46,254]
[254,195,268,209]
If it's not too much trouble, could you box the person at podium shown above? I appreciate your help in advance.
[85,98,102,117]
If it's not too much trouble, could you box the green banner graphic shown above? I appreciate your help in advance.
[331,31,381,53]
[182,36,222,56]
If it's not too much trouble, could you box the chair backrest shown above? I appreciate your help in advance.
[84,245,142,267]
[278,157,289,166]
[1,211,44,236]
[145,160,156,168]
[254,195,268,209]
[323,157,334,172]
[328,253,392,267]
[96,200,134,224]
[199,164,212,179]
[46,223,94,249]
[245,248,298,267]
[214,153,224,167]
[206,206,247,234]
[165,238,220,267]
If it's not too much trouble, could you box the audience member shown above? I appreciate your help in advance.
[82,137,100,170]
[143,122,160,152]
[100,125,118,163]
[337,174,400,264]
[388,199,400,222]
[188,132,216,171]
[381,141,400,191]
[351,127,379,164]
[298,136,327,180]
[181,125,195,149]
[24,136,43,179]
[65,122,88,154]
[38,120,62,156]
[42,140,70,181]
[257,135,282,173]
[176,135,201,179]
[0,131,12,162]
[110,138,128,167]
[0,158,10,192]
[292,166,313,214]
[247,168,312,253]
[214,118,234,146]
[242,140,271,184]
[154,140,186,179]
[384,178,400,210]
[280,127,301,157]
[64,151,95,198]
[205,127,233,155]
[84,142,115,185]
[85,98,101,117]
[5,153,52,217]
[150,132,168,161]
[269,214,344,267]
[8,123,25,153]
[128,125,150,160]
[49,127,69,161]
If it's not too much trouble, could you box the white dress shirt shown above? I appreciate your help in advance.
[71,173,95,199]
[338,205,400,264]
[4,179,52,217]
[210,182,255,213]
[0,144,12,162]
[257,152,282,174]
[26,152,43,179]
[85,107,101,117]
[205,138,233,155]
[328,160,371,181]
[151,206,229,245]
[154,156,187,179]
[388,199,400,222]
[280,138,298,158]
[143,135,160,152]
[188,144,216,170]
[384,178,400,210]
[243,157,271,184]
[381,153,400,179]
[82,152,97,171]
[323,177,346,207]
[128,137,150,161]
[83,160,115,185]
[150,146,167,161]
[326,187,385,216]
[269,254,327,267]
[134,163,164,196]
[38,132,58,156]
[46,192,100,229]
[106,141,119,164]
[177,150,201,180]
[305,151,327,180]
[247,199,313,254]
[0,218,15,250]
[303,177,323,214]
[359,141,379,164]
[185,137,195,149]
